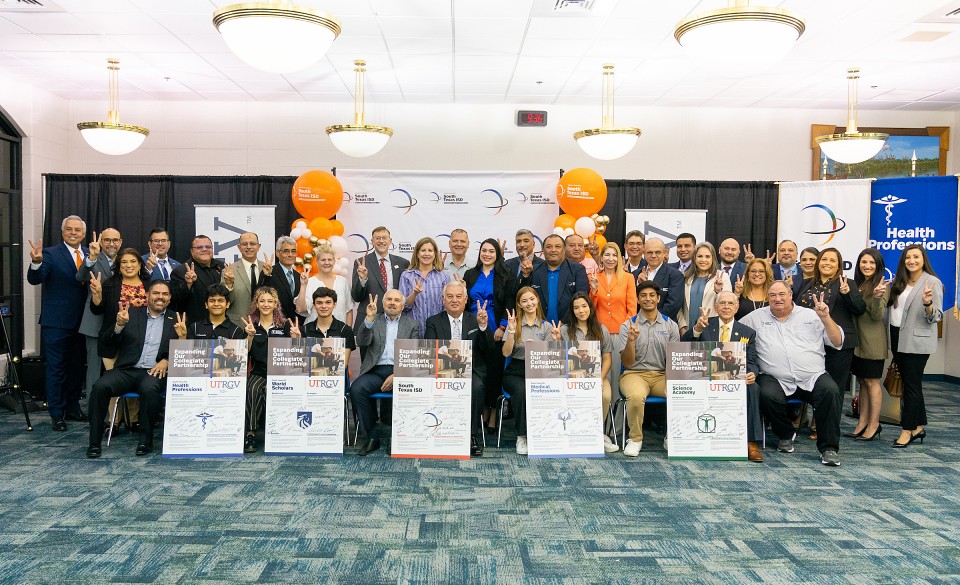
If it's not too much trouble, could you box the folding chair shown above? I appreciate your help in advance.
[107,392,139,447]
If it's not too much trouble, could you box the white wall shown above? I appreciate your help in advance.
[4,91,959,367]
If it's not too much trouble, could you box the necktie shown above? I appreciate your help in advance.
[74,249,82,270]
[723,266,731,275]
[159,260,169,280]
[452,317,461,341]
[720,324,730,342]
[286,269,295,292]
[380,258,389,289]
[250,263,258,298]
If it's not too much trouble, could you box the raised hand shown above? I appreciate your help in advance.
[116,301,130,327]
[240,316,256,336]
[784,273,794,290]
[289,318,301,338]
[839,277,850,294]
[713,270,724,293]
[223,264,235,288]
[586,239,600,258]
[441,251,449,266]
[412,276,424,296]
[498,239,508,255]
[184,262,197,288]
[261,253,274,277]
[813,292,830,319]
[174,312,188,339]
[733,273,744,296]
[365,294,379,321]
[764,250,776,264]
[88,231,101,260]
[520,253,533,278]
[923,282,934,305]
[356,253,369,280]
[873,278,888,298]
[694,307,711,333]
[637,267,649,284]
[742,244,755,262]
[476,300,489,329]
[89,272,102,296]
[589,273,599,294]
[145,244,158,272]
[626,320,640,343]
[505,308,517,331]
[300,265,311,283]
[28,239,43,263]
[549,320,562,341]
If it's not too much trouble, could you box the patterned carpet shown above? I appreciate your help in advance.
[1,381,959,584]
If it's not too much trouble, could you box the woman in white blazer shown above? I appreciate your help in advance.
[677,242,731,335]
[887,244,943,448]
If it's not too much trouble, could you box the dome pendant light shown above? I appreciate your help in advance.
[76,59,149,156]
[326,60,393,158]
[816,67,888,165]
[573,64,641,160]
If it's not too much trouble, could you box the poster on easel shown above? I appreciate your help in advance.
[525,340,604,458]
[162,338,247,458]
[666,341,748,460]
[391,339,472,459]
[264,337,346,456]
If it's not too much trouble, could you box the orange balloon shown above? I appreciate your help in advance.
[292,170,343,219]
[290,217,309,231]
[308,217,333,240]
[296,237,314,257]
[557,168,607,217]
[554,214,576,230]
[330,219,345,237]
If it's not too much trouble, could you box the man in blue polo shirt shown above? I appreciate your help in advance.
[517,233,588,323]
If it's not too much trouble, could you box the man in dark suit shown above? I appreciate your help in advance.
[424,280,493,456]
[667,232,696,273]
[76,227,122,396]
[517,234,588,323]
[352,288,421,456]
[503,229,545,279]
[86,280,178,458]
[142,228,180,282]
[27,215,89,430]
[718,238,747,284]
[350,226,409,334]
[221,232,267,324]
[623,230,647,276]
[638,237,684,322]
[769,240,802,294]
[257,236,302,325]
[170,235,224,323]
[681,291,763,462]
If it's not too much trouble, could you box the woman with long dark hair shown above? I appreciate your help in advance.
[847,248,889,441]
[561,292,616,453]
[888,244,943,448]
[734,258,774,319]
[240,286,301,453]
[463,238,514,429]
[678,242,730,336]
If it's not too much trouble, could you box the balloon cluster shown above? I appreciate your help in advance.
[552,168,609,255]
[290,170,349,275]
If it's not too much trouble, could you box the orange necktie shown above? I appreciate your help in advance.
[74,249,82,270]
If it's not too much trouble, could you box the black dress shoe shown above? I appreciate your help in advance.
[135,442,153,456]
[86,445,102,459]
[359,438,381,456]
[471,436,484,457]
[65,410,88,422]
[51,417,67,432]
[243,435,257,453]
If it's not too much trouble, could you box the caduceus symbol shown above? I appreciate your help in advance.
[196,411,214,430]
[557,410,574,431]
[872,194,907,226]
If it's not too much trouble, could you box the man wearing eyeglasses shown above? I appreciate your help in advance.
[221,232,266,325]
[261,236,303,326]
[142,228,181,282]
[682,290,763,462]
[170,234,225,322]
[76,227,122,401]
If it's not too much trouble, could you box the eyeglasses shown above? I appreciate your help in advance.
[748,269,766,274]
[101,238,121,243]
[239,242,260,247]
[716,301,738,306]
[192,245,213,250]
[150,238,169,244]
[279,248,297,254]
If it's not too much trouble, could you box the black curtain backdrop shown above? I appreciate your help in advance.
[599,179,780,257]
[42,175,779,263]
[43,175,296,262]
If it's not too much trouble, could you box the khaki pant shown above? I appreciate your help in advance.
[619,369,666,442]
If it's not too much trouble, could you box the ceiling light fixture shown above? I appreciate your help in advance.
[326,59,393,158]
[816,67,888,164]
[213,1,341,74]
[76,59,149,156]
[573,64,641,160]
[674,0,805,77]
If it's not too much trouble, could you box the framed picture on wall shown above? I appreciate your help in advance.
[810,125,950,180]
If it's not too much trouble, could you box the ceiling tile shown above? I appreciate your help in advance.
[114,35,192,53]
[370,0,451,18]
[0,12,97,35]
[453,0,534,19]
[455,18,528,38]
[377,17,452,38]
[385,37,452,55]
[455,37,524,56]
[526,17,606,39]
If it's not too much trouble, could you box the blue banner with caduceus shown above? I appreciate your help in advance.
[869,176,959,311]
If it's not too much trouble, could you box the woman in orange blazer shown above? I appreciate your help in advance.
[588,242,637,335]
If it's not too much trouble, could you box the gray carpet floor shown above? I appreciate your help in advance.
[1,381,959,584]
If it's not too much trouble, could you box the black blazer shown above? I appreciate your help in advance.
[517,259,589,321]
[90,277,150,357]
[796,277,865,350]
[680,316,759,377]
[772,264,803,294]
[350,253,409,331]
[650,264,684,322]
[463,266,514,329]
[424,311,494,378]
[503,255,545,280]
[170,259,225,323]
[98,307,177,370]
[260,265,302,325]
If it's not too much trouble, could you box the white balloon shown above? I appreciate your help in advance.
[553,227,566,236]
[574,216,596,238]
[290,228,302,239]
[295,221,307,230]
[563,227,575,238]
[302,229,312,239]
[329,235,348,257]
[336,257,350,267]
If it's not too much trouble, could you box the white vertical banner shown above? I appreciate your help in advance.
[624,209,707,263]
[778,180,871,276]
[335,170,559,264]
[195,205,276,264]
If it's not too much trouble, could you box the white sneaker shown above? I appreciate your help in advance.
[663,436,669,450]
[623,439,642,457]
[516,436,528,455]
[603,434,619,453]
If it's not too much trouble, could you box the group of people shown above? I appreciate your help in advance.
[26,216,944,466]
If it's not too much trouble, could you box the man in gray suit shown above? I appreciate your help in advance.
[350,226,409,335]
[76,228,122,398]
[221,232,266,324]
[352,288,420,456]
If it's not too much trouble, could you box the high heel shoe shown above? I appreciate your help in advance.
[892,430,925,448]
[843,427,865,439]
[856,425,882,441]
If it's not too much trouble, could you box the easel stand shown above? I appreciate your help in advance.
[0,313,33,431]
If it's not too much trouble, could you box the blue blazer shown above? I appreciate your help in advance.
[142,254,181,282]
[721,261,747,285]
[650,264,684,322]
[772,264,803,295]
[517,259,589,321]
[27,244,89,330]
